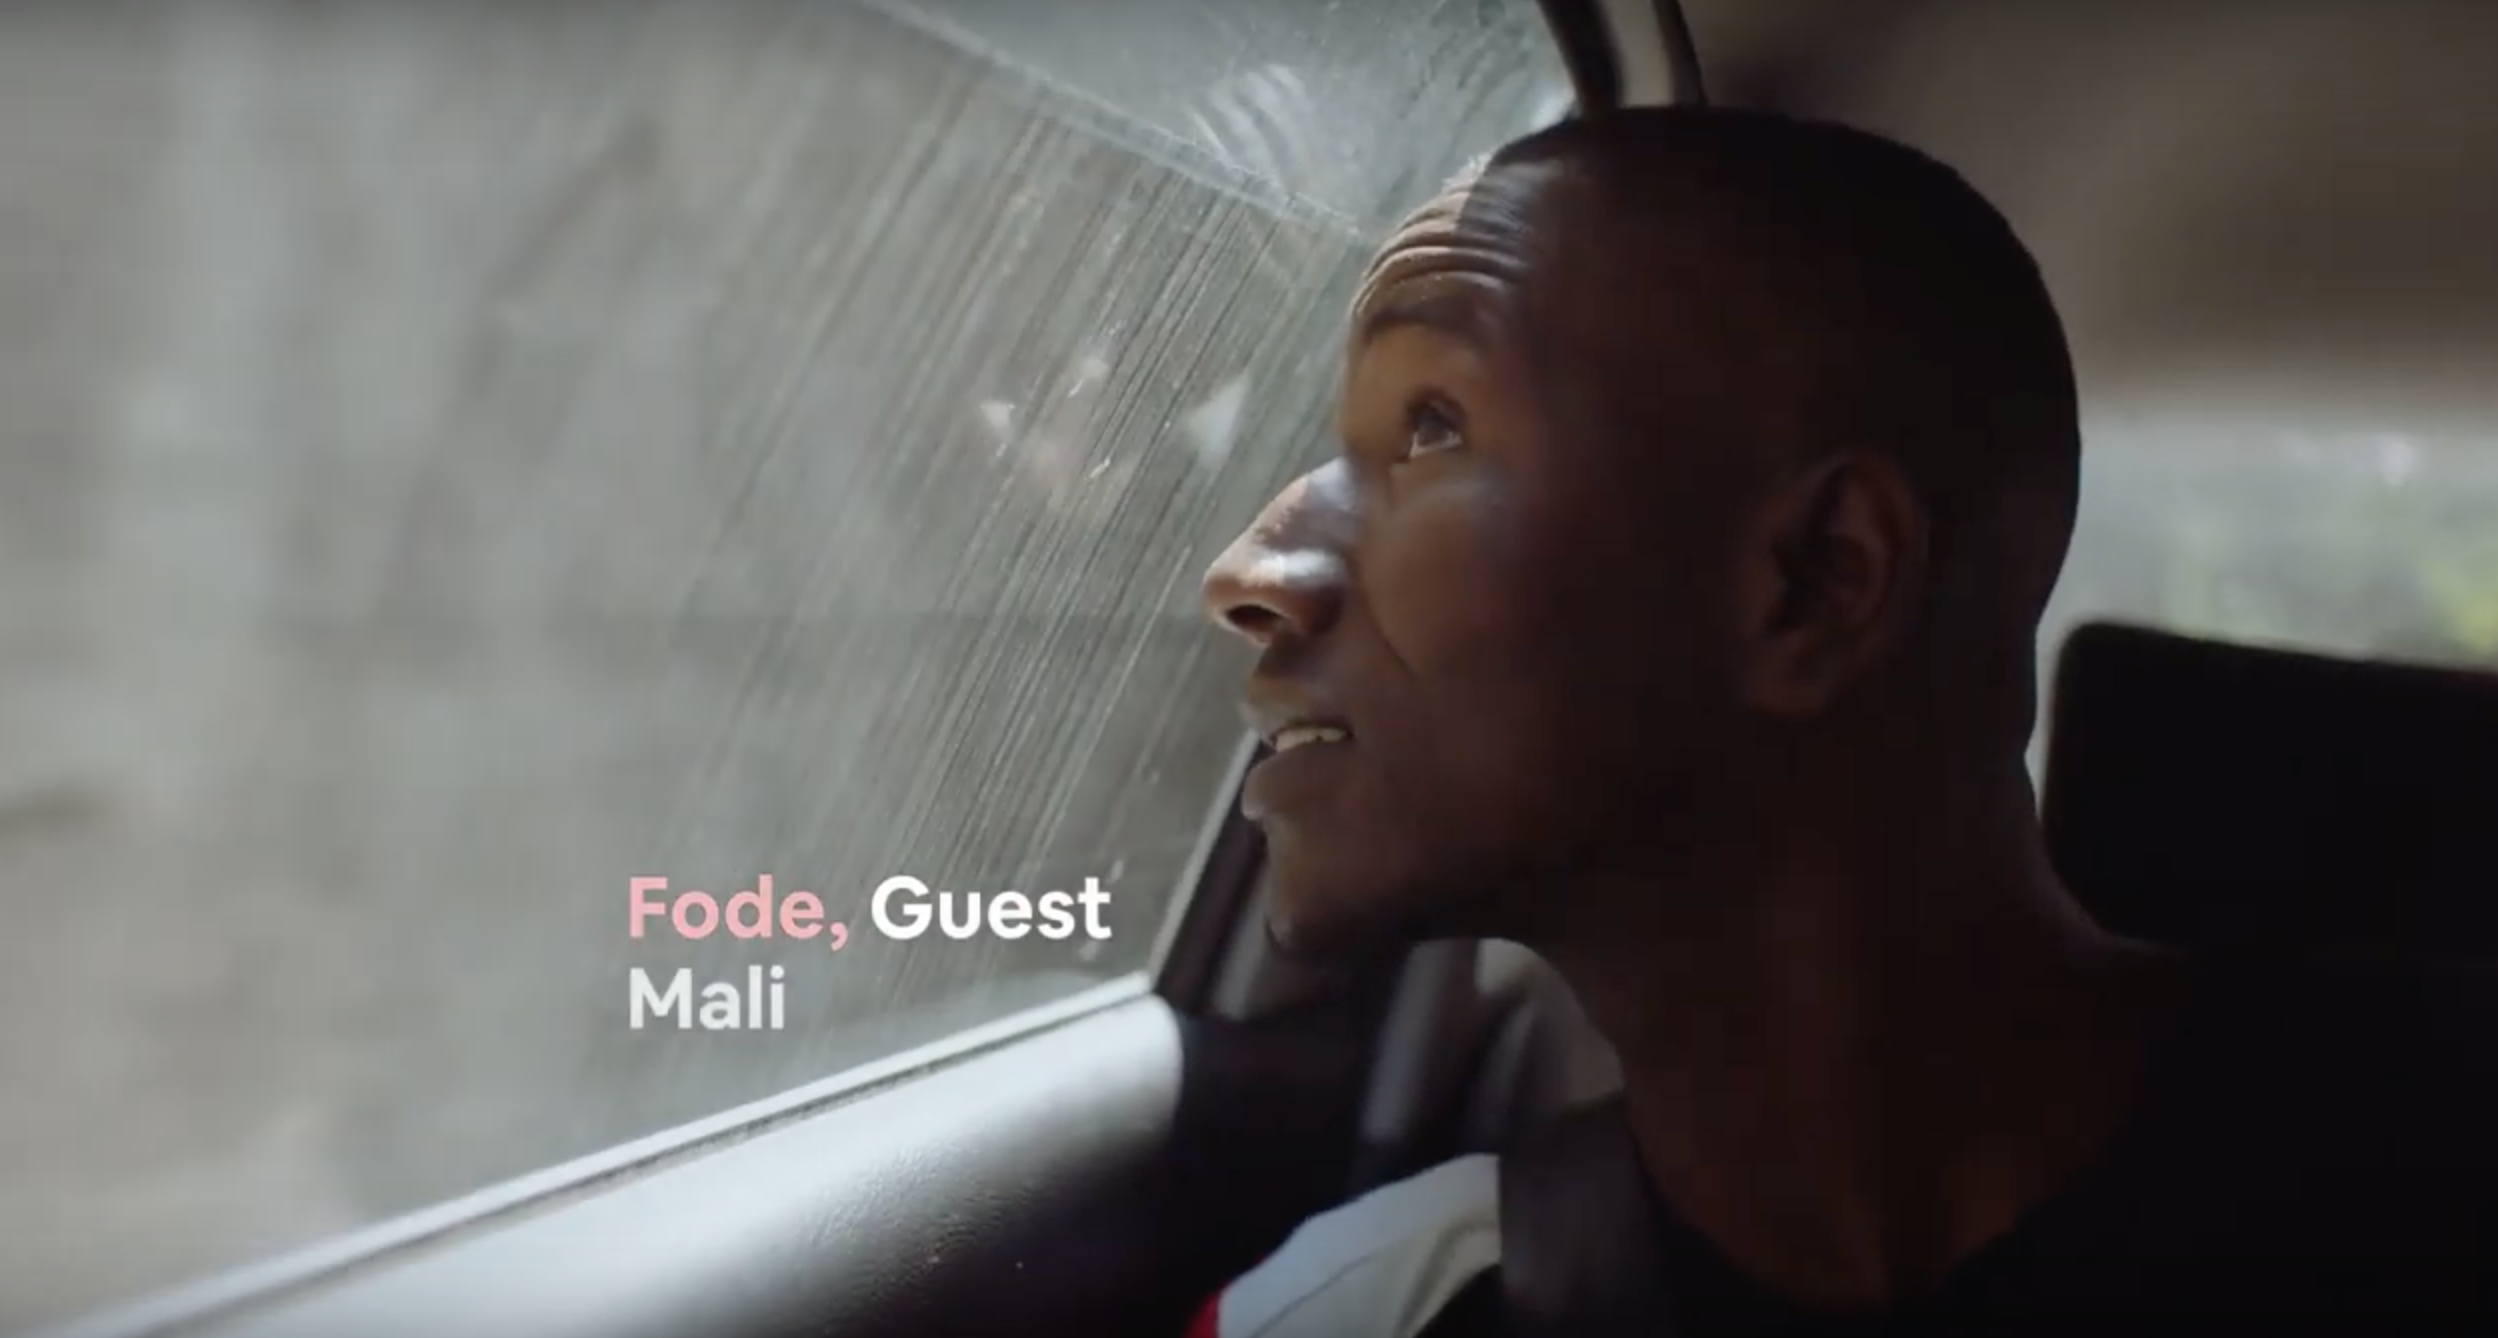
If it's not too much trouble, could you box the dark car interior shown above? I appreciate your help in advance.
[2045,622,2498,957]
[22,1,2495,1336]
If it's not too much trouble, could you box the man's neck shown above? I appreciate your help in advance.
[1538,767,2187,1310]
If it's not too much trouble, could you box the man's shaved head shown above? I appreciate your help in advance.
[1427,109,2080,715]
[1207,107,2086,954]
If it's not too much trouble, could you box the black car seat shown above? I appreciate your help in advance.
[1443,621,2498,1164]
[2042,621,2498,954]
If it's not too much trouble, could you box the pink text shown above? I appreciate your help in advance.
[629,876,848,951]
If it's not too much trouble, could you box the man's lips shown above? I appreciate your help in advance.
[1242,739,1352,821]
[1240,694,1356,754]
[1267,721,1352,753]
[1239,693,1357,820]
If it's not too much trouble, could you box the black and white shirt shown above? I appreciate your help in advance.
[1190,953,2498,1336]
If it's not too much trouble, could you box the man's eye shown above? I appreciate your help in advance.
[1404,402,1466,459]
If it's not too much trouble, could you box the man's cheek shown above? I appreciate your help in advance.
[1418,667,1580,830]
[1363,481,1555,676]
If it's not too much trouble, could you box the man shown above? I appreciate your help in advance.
[1189,106,2498,1336]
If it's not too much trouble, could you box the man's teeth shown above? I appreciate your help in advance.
[1272,725,1349,752]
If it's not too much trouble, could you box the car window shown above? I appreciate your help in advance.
[0,1,1566,1326]
[2023,407,2498,785]
[896,0,1571,228]
[2049,411,2498,668]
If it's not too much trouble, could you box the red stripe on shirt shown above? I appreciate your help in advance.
[1185,1290,1223,1338]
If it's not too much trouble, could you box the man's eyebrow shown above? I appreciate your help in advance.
[1353,287,1497,346]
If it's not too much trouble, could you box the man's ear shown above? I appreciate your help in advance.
[1729,451,1929,717]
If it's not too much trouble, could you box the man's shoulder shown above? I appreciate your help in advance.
[1190,1154,1503,1338]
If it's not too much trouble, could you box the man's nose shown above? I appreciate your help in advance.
[1200,466,1352,648]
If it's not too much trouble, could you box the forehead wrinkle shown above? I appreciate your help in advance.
[1350,162,1560,340]
[1352,263,1513,346]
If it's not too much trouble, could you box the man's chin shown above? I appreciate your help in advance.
[1261,900,1390,966]
[1258,858,1468,966]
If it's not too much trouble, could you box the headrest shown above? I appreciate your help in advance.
[2041,622,2498,954]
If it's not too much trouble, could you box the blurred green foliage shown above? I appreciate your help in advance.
[2060,446,2498,667]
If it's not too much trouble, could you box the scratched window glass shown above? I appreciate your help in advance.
[0,0,1566,1326]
